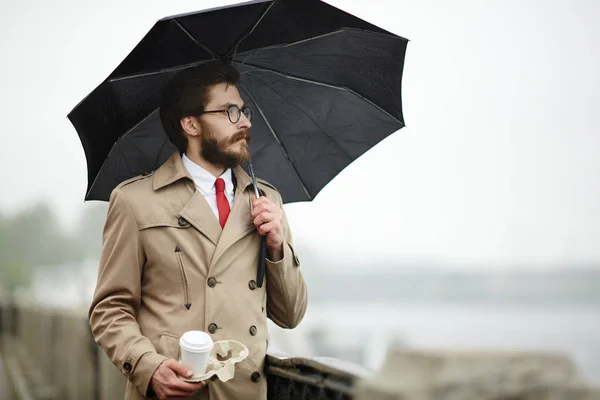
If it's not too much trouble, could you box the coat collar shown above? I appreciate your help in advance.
[153,152,254,194]
[152,152,257,259]
[152,152,190,191]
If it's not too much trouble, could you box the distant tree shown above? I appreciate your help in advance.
[0,213,32,291]
[0,201,93,291]
[0,258,31,292]
[7,202,85,267]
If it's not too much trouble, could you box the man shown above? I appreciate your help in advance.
[88,62,308,400]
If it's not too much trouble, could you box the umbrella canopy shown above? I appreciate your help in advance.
[68,0,408,203]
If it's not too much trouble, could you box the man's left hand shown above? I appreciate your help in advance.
[251,195,284,261]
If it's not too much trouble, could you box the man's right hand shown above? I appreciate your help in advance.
[150,359,206,399]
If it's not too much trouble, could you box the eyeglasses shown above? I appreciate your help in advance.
[197,105,252,124]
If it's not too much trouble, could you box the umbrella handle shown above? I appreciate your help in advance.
[247,159,260,199]
[257,237,267,288]
[248,159,266,288]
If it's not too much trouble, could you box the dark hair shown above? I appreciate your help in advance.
[159,62,240,153]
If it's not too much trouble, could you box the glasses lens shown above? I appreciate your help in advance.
[227,106,241,123]
[243,107,252,121]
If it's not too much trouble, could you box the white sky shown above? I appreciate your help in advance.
[1,0,599,270]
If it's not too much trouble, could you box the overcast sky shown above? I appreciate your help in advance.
[1,0,599,270]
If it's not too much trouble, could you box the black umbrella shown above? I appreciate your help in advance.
[68,0,408,286]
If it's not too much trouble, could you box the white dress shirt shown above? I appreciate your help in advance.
[181,153,234,220]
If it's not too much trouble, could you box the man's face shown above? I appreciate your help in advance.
[198,83,252,168]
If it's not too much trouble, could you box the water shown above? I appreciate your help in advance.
[273,301,600,384]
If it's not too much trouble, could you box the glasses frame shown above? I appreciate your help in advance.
[196,104,252,124]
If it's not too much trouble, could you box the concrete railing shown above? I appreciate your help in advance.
[0,298,125,400]
[0,298,358,400]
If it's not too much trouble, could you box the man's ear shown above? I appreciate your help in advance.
[180,116,201,137]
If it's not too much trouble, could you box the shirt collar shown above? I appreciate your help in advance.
[181,153,234,194]
[153,151,253,194]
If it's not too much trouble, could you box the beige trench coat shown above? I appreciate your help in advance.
[88,152,308,400]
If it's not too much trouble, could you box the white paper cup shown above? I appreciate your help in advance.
[179,330,214,375]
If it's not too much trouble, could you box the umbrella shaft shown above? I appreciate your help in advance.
[247,159,261,198]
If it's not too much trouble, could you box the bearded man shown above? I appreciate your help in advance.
[88,62,308,400]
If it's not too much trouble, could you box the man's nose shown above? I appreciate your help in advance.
[237,113,251,129]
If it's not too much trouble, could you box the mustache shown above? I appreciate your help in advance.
[229,129,250,144]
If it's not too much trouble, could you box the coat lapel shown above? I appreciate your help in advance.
[178,190,222,245]
[211,166,257,267]
[153,153,260,255]
[153,152,222,245]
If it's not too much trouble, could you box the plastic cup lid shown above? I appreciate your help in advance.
[180,331,213,352]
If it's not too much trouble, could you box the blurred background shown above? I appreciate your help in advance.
[1,0,599,387]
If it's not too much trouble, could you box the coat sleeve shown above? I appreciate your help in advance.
[265,191,308,329]
[88,188,167,396]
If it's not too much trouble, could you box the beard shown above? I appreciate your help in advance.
[200,123,251,169]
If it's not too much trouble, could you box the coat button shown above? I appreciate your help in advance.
[208,323,218,334]
[123,361,132,373]
[178,217,188,227]
[248,280,257,290]
[251,372,261,382]
[207,277,217,288]
[249,325,257,336]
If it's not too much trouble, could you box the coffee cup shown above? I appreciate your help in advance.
[179,330,214,375]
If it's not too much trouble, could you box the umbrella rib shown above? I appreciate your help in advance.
[237,61,404,125]
[115,141,135,179]
[235,29,344,66]
[86,137,120,199]
[246,74,356,164]
[87,108,162,198]
[108,60,215,83]
[238,82,312,200]
[235,28,409,64]
[227,1,275,58]
[173,19,218,59]
[120,108,161,141]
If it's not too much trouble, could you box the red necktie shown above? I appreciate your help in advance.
[215,178,230,228]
